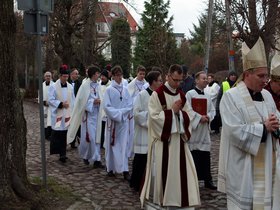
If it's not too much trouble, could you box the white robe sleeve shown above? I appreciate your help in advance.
[134,93,148,128]
[186,91,201,130]
[207,95,216,121]
[220,91,263,156]
[48,84,61,109]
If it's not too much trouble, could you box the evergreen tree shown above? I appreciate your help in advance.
[110,18,131,78]
[133,0,179,72]
[187,9,230,73]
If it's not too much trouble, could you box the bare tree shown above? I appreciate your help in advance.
[50,0,89,66]
[216,0,280,58]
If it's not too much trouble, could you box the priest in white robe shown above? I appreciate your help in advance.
[266,51,280,210]
[218,37,280,210]
[140,64,200,209]
[103,65,133,181]
[204,73,221,133]
[186,71,216,190]
[42,71,54,140]
[98,70,111,149]
[67,65,104,168]
[48,65,75,163]
[127,65,149,157]
[130,70,162,192]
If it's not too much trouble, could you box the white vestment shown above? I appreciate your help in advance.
[186,89,215,151]
[42,80,54,127]
[218,81,278,210]
[204,82,220,108]
[79,81,102,163]
[103,80,133,173]
[48,80,74,131]
[133,88,150,154]
[99,80,112,121]
[67,78,103,147]
[127,78,149,156]
[140,83,200,208]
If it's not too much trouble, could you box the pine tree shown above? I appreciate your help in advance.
[110,18,131,78]
[133,0,179,72]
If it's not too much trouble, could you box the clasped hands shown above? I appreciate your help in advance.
[264,113,279,133]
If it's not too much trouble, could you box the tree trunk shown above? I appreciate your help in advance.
[0,0,33,204]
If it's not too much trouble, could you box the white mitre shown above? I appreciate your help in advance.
[270,52,280,81]
[242,37,267,71]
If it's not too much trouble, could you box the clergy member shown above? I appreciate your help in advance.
[103,65,133,181]
[67,65,104,168]
[130,70,162,192]
[218,37,279,209]
[140,64,200,209]
[99,70,111,149]
[42,71,54,141]
[266,51,280,210]
[265,53,280,112]
[48,64,75,163]
[127,65,149,157]
[186,71,216,190]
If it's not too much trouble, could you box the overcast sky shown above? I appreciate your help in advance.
[121,0,207,38]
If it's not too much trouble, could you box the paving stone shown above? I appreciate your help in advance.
[24,101,227,209]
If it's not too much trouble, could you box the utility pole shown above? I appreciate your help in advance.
[204,0,214,74]
[225,0,235,72]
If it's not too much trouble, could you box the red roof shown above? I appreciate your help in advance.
[96,2,138,32]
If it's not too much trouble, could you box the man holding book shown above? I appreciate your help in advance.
[186,71,216,190]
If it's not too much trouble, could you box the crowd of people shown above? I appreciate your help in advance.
[41,37,280,209]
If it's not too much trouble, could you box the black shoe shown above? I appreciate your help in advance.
[205,180,217,190]
[123,171,131,181]
[107,170,115,177]
[93,161,105,169]
[71,145,77,149]
[59,157,67,163]
[83,159,89,165]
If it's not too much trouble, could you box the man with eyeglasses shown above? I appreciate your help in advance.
[218,38,279,209]
[140,64,200,209]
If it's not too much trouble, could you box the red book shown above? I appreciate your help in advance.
[191,98,207,115]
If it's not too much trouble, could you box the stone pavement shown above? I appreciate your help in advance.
[24,100,227,210]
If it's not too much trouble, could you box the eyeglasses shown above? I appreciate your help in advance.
[169,74,182,83]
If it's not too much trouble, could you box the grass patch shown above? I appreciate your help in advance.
[29,176,81,210]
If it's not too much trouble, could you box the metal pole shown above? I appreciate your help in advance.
[225,0,235,72]
[204,0,214,74]
[36,0,47,188]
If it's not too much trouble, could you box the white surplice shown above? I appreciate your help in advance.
[186,89,215,151]
[42,80,54,127]
[78,81,102,163]
[133,89,150,154]
[218,81,278,210]
[103,80,133,173]
[127,78,149,156]
[204,82,220,108]
[48,80,74,131]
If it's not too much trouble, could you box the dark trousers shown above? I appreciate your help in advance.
[210,114,221,132]
[100,121,106,148]
[191,150,212,181]
[50,130,67,157]
[45,126,52,140]
[130,154,147,192]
